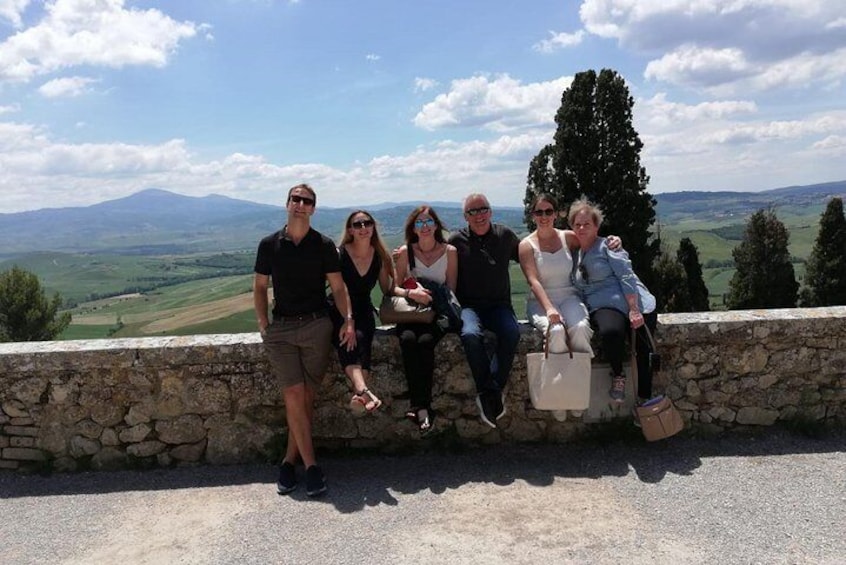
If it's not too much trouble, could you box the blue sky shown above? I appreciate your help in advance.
[0,0,845,213]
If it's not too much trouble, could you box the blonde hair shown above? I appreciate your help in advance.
[567,197,604,228]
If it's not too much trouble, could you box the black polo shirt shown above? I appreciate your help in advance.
[449,223,520,309]
[254,226,341,317]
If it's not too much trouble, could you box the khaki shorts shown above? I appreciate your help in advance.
[262,316,333,388]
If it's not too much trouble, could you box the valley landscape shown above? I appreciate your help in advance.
[1,180,844,340]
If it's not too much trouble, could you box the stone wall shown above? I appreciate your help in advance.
[1,307,844,472]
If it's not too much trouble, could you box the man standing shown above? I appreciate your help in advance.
[254,183,355,497]
[449,193,521,428]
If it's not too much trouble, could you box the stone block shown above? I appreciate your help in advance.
[10,436,34,447]
[126,440,166,458]
[10,417,34,426]
[119,423,152,443]
[69,435,100,457]
[3,425,38,437]
[170,439,207,462]
[156,415,206,444]
[0,459,20,469]
[3,447,47,461]
[91,403,125,427]
[2,400,28,418]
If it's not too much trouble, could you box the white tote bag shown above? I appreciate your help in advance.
[526,324,591,410]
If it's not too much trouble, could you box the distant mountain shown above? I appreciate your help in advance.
[0,189,525,258]
[653,180,846,222]
[1,181,843,259]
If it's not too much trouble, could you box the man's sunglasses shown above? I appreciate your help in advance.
[465,206,491,216]
[289,195,315,206]
[351,219,374,229]
[414,218,436,229]
[531,208,556,217]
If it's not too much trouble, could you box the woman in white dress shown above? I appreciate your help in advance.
[392,205,458,436]
[519,194,594,355]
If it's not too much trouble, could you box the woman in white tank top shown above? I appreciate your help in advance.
[392,205,458,436]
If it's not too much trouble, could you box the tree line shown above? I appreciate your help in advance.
[2,68,845,342]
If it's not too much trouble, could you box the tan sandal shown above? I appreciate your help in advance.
[350,388,382,414]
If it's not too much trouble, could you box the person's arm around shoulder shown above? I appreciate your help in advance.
[327,272,357,350]
[253,273,271,335]
[601,242,643,328]
[445,244,458,292]
[378,251,395,296]
[392,245,410,297]
[506,225,521,263]
[518,236,561,326]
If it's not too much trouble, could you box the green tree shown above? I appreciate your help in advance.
[525,68,659,284]
[652,250,692,313]
[726,209,798,309]
[801,197,846,306]
[0,266,71,342]
[677,237,710,311]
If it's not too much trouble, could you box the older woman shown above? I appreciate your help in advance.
[569,198,657,404]
[331,210,395,414]
[392,205,458,436]
[519,194,594,355]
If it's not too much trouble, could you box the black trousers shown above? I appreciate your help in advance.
[591,308,658,399]
[397,322,444,410]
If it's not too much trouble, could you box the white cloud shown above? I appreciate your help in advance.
[365,53,381,61]
[640,92,757,128]
[644,45,753,88]
[413,74,571,132]
[0,115,552,212]
[38,75,99,97]
[0,0,30,28]
[813,135,846,151]
[0,102,20,114]
[0,0,201,83]
[579,0,846,93]
[414,77,438,92]
[533,30,585,53]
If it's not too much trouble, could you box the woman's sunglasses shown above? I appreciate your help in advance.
[414,218,436,229]
[351,219,374,229]
[531,208,556,217]
[289,195,315,206]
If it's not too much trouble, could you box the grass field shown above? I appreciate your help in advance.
[46,209,821,340]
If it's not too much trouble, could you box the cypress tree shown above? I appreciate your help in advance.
[525,68,658,284]
[677,237,710,311]
[803,197,846,306]
[726,209,798,309]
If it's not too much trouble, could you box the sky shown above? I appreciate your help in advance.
[0,0,845,214]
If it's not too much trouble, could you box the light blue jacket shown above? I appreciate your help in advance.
[572,238,655,315]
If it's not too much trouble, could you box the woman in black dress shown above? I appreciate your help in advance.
[331,210,395,413]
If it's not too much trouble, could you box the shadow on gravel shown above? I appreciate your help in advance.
[1,429,842,511]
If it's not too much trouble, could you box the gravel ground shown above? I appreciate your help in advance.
[1,429,844,565]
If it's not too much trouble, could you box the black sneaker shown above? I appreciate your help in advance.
[475,393,497,429]
[276,461,297,495]
[305,465,328,497]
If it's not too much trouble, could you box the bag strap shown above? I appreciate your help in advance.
[544,322,574,360]
[631,327,639,401]
[630,324,656,403]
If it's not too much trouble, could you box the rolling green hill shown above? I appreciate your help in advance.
[1,181,843,338]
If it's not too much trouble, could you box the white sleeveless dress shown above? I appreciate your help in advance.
[525,231,593,355]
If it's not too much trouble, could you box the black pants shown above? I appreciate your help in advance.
[591,308,658,399]
[397,322,444,410]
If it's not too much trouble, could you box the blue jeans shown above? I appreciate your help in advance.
[459,305,520,395]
